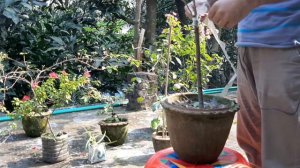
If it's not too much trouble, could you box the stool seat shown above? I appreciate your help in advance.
[145,147,250,168]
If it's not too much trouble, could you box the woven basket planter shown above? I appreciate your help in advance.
[41,132,69,163]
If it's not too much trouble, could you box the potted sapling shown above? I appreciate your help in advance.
[151,17,174,152]
[161,1,239,164]
[151,102,171,152]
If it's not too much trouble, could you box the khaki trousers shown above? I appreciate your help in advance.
[237,47,300,168]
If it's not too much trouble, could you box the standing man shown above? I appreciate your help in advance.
[187,0,300,167]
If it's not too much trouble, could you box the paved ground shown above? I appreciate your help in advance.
[0,99,246,168]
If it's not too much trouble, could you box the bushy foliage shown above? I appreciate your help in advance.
[10,72,90,119]
[145,14,223,93]
[0,0,137,103]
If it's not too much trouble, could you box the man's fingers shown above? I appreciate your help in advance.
[226,22,236,29]
[208,4,216,20]
[216,18,225,28]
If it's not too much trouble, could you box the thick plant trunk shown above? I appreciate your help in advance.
[145,0,157,47]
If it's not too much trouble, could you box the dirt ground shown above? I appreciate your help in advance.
[0,102,245,168]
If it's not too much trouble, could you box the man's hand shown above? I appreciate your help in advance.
[208,0,256,28]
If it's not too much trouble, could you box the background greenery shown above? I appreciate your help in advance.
[0,0,237,110]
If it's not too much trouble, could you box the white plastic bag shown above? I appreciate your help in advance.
[87,142,106,164]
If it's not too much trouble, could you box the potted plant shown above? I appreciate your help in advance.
[41,131,69,163]
[39,72,93,163]
[151,102,171,152]
[9,71,90,137]
[160,2,239,164]
[8,71,91,162]
[98,96,128,146]
[150,16,173,152]
[84,128,108,164]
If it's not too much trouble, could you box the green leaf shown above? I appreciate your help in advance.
[5,0,14,7]
[44,23,53,33]
[130,77,137,83]
[136,77,142,83]
[3,7,19,24]
[50,36,65,46]
[137,97,144,104]
[44,46,64,52]
[151,118,160,130]
[175,57,182,66]
[21,2,32,10]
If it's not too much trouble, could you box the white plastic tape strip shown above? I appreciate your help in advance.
[206,20,237,96]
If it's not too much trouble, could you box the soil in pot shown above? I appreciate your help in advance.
[22,111,51,137]
[161,93,239,164]
[99,117,128,146]
[41,132,69,163]
[126,72,158,111]
[152,131,171,152]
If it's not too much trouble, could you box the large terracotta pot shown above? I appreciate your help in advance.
[22,111,51,137]
[161,93,239,164]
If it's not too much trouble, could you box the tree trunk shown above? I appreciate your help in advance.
[145,0,157,48]
[175,0,188,35]
[134,0,143,62]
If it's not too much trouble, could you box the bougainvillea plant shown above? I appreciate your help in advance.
[0,51,101,119]
[9,71,90,119]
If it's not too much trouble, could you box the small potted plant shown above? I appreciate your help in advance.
[150,14,173,152]
[151,101,171,152]
[98,96,128,146]
[84,128,108,164]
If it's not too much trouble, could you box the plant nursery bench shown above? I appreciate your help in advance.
[145,147,250,168]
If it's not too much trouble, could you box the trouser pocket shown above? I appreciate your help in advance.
[254,47,300,115]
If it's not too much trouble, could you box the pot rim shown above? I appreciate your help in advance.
[161,93,239,115]
[23,109,53,118]
[41,132,68,140]
[152,131,170,139]
[98,119,129,126]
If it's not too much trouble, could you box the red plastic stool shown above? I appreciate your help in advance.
[145,147,250,168]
